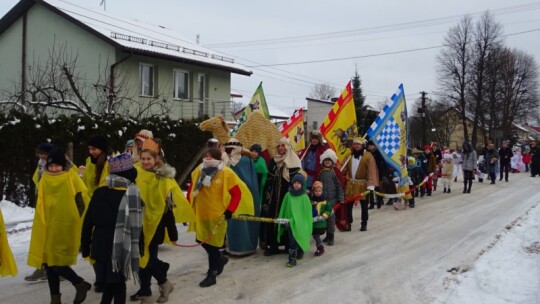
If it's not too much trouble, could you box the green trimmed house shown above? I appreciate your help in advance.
[0,0,251,120]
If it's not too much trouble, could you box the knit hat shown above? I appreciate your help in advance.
[367,140,375,146]
[135,129,153,141]
[142,138,160,153]
[88,135,108,153]
[37,142,55,154]
[320,149,338,165]
[407,156,416,166]
[291,173,305,185]
[423,144,432,150]
[312,181,323,191]
[224,138,243,148]
[250,144,262,154]
[46,149,67,168]
[125,139,134,148]
[108,153,134,173]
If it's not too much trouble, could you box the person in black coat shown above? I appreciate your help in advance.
[530,140,540,177]
[367,141,387,208]
[498,141,513,182]
[81,154,142,304]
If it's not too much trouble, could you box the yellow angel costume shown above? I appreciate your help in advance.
[135,164,195,268]
[187,165,254,248]
[82,157,109,198]
[0,207,18,277]
[27,169,89,268]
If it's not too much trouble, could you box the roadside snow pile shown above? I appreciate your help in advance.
[1,200,34,228]
[438,204,540,304]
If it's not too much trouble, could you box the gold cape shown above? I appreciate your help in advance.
[135,165,195,268]
[187,166,254,248]
[27,169,89,268]
[0,208,17,276]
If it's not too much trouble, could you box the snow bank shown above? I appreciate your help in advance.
[438,204,540,304]
[0,200,34,226]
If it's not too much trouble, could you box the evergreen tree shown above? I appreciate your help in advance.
[352,68,371,135]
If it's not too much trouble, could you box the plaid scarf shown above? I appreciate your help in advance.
[108,175,143,284]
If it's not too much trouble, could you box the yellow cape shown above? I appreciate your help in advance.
[82,157,109,198]
[27,169,89,268]
[135,165,195,268]
[187,166,254,247]
[0,208,17,277]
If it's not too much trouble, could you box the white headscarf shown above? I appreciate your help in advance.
[273,137,302,181]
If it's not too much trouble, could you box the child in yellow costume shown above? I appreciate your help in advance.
[187,148,254,288]
[27,149,91,304]
[132,139,195,304]
[82,135,110,198]
[0,206,17,277]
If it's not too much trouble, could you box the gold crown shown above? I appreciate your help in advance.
[142,138,159,153]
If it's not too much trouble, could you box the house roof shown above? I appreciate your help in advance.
[306,97,334,105]
[528,125,540,134]
[0,0,252,76]
[513,123,529,132]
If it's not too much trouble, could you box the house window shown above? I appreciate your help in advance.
[139,64,154,96]
[173,69,189,100]
[197,74,206,118]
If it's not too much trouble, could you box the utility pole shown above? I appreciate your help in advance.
[419,91,427,144]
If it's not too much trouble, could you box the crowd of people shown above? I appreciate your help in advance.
[1,128,540,304]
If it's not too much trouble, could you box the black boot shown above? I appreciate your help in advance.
[326,233,334,246]
[447,188,451,193]
[443,188,447,193]
[409,199,415,208]
[467,180,472,193]
[360,224,367,231]
[463,181,468,193]
[216,253,229,276]
[199,270,217,287]
[286,249,297,267]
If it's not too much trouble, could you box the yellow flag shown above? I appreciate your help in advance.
[320,82,358,163]
[278,108,305,152]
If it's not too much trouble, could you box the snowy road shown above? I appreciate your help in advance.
[2,173,539,304]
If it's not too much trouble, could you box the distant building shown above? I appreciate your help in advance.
[0,0,251,120]
[305,97,334,134]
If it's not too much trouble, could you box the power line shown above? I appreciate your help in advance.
[207,2,540,48]
[247,28,540,68]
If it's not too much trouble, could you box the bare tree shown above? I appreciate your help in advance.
[437,15,474,142]
[468,11,503,146]
[309,83,337,100]
[1,40,173,119]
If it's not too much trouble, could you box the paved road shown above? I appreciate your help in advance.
[2,173,539,304]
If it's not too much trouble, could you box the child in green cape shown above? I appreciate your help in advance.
[277,174,313,267]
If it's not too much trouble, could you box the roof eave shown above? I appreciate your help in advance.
[120,47,252,76]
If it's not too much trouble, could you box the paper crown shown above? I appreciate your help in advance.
[142,138,160,153]
[108,153,134,173]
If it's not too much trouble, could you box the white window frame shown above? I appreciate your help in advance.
[139,63,154,97]
[173,69,190,100]
[197,73,207,118]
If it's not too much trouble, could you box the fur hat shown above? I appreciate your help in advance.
[46,149,67,168]
[309,130,323,142]
[142,138,160,153]
[250,144,262,154]
[135,129,153,141]
[37,142,55,154]
[312,181,323,191]
[224,138,243,147]
[291,173,305,185]
[88,135,108,153]
[407,156,416,166]
[320,149,338,165]
[353,137,366,144]
[108,153,134,173]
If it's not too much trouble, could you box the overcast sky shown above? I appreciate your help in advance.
[1,0,539,116]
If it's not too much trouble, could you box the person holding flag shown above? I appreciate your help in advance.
[342,138,379,231]
[301,130,328,189]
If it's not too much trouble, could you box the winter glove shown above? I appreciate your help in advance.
[223,210,233,220]
[75,192,85,217]
[313,215,325,222]
[367,185,375,191]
